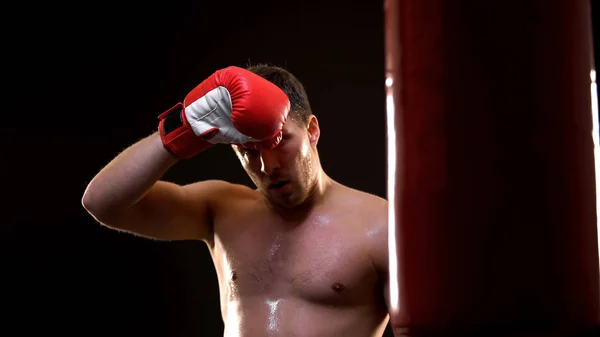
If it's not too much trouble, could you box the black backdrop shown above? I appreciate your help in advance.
[3,1,599,336]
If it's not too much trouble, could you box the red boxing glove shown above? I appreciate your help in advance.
[158,66,290,159]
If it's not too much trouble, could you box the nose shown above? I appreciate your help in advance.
[259,149,280,175]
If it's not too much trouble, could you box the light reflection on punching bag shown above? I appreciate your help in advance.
[385,0,600,335]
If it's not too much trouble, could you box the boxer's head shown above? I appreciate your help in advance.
[233,64,321,209]
[247,63,312,125]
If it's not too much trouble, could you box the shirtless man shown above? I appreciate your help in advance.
[82,64,391,337]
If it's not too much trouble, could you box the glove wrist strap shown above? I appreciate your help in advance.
[158,103,213,159]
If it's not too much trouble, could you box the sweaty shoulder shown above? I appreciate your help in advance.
[333,183,388,221]
[331,183,389,270]
[184,179,258,206]
[182,180,259,243]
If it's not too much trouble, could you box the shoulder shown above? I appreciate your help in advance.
[331,182,388,242]
[183,179,255,196]
[335,183,388,220]
[182,179,260,209]
[333,183,389,270]
[181,180,261,242]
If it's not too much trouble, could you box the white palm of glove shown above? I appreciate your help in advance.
[185,86,260,144]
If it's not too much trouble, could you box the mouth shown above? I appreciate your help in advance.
[269,180,290,190]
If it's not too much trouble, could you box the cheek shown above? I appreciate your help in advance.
[300,141,311,157]
[283,142,308,167]
[295,142,314,174]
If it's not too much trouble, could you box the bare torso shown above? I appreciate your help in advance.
[206,182,389,337]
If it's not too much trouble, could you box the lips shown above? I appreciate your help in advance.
[269,180,289,189]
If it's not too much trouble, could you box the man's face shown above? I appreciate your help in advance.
[233,116,320,209]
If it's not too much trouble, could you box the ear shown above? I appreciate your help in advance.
[306,115,320,145]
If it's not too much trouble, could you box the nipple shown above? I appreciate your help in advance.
[331,282,345,292]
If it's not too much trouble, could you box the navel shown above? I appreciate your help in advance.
[331,282,346,292]
[230,270,238,281]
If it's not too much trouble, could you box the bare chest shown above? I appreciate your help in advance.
[210,213,380,306]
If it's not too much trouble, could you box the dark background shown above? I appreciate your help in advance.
[3,1,599,336]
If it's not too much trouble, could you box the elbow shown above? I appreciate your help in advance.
[81,193,116,226]
[81,185,129,229]
[81,191,95,214]
[81,185,108,220]
[81,188,100,218]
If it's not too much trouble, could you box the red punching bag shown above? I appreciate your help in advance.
[385,0,600,336]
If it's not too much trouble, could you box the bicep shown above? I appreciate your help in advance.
[99,180,217,242]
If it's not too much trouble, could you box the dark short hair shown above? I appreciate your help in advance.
[246,63,312,124]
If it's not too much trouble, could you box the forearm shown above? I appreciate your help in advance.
[82,132,177,217]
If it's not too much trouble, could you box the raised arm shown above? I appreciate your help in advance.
[81,132,227,241]
[82,65,290,242]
